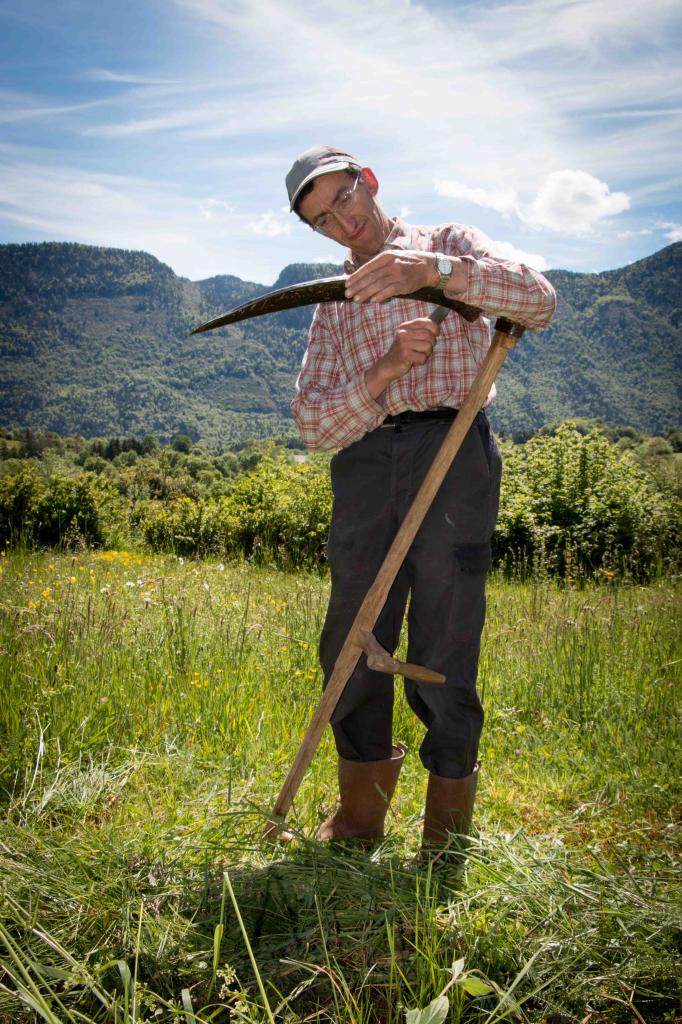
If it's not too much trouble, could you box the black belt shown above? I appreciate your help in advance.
[380,407,458,429]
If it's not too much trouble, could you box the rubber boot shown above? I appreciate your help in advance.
[317,742,407,841]
[419,761,480,861]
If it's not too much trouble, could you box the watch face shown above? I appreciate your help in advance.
[437,256,452,275]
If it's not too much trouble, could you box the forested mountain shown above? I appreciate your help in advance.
[0,241,679,445]
[497,243,681,437]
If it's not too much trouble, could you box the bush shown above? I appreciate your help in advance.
[141,454,332,566]
[33,476,108,547]
[139,433,681,579]
[495,425,681,579]
[0,469,117,549]
[3,429,680,579]
[0,465,45,546]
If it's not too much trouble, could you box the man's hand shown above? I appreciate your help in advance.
[365,317,440,398]
[346,251,437,303]
[346,250,467,303]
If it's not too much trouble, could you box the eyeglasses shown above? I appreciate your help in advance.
[311,173,363,235]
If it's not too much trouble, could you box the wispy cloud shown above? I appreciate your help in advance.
[85,69,185,86]
[617,228,653,239]
[487,239,548,272]
[434,180,518,217]
[248,211,291,237]
[0,0,679,278]
[662,223,682,243]
[0,88,114,124]
[199,198,235,220]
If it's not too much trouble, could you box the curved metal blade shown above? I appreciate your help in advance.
[190,275,481,334]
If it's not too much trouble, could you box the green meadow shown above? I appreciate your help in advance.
[0,548,679,1023]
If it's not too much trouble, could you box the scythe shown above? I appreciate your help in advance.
[191,279,524,840]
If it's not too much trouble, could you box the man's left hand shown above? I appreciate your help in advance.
[345,250,465,304]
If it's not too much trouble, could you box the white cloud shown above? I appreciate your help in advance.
[247,211,291,237]
[524,170,631,233]
[431,168,630,239]
[0,153,289,281]
[487,239,548,272]
[663,223,682,242]
[0,88,113,124]
[200,198,235,220]
[462,0,681,61]
[434,179,518,216]
[1,0,679,276]
[85,69,184,86]
[617,228,653,238]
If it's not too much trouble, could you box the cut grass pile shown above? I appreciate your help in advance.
[0,549,680,1022]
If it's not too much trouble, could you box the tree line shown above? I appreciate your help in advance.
[1,422,680,581]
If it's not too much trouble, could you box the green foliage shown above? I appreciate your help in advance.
[140,453,332,567]
[1,240,680,445]
[33,475,109,547]
[171,433,193,453]
[496,425,681,579]
[136,427,680,579]
[0,467,117,548]
[1,425,680,579]
[0,464,44,545]
[0,243,337,447]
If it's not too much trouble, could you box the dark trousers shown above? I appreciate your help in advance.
[320,412,502,779]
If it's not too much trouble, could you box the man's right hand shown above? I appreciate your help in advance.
[365,317,440,398]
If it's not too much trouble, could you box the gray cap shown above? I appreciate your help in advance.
[286,145,362,211]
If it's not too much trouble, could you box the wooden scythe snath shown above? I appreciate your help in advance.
[190,281,525,842]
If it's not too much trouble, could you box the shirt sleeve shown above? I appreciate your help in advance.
[290,304,386,451]
[440,224,556,331]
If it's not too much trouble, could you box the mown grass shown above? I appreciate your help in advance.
[0,548,680,1023]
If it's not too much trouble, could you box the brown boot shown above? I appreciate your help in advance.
[318,743,407,840]
[420,761,480,860]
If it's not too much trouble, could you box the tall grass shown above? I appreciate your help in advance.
[0,548,680,1022]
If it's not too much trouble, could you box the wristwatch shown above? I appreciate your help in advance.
[435,254,453,290]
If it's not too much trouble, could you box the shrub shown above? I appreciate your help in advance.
[0,465,45,546]
[140,454,332,566]
[0,469,117,549]
[33,475,111,547]
[3,429,679,579]
[495,426,681,579]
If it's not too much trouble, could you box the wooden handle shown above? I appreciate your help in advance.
[263,321,522,840]
[357,629,446,684]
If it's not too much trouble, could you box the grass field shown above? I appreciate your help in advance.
[0,548,680,1023]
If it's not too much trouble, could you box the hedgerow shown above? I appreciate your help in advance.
[140,454,332,568]
[0,466,118,548]
[1,428,680,578]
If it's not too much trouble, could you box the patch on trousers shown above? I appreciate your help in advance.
[453,542,492,575]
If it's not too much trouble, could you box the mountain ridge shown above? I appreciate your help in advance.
[0,240,679,445]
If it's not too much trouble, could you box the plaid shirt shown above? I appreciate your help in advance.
[291,218,556,450]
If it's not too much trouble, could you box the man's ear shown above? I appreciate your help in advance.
[360,167,379,195]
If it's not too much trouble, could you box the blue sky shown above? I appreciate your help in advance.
[1,0,680,284]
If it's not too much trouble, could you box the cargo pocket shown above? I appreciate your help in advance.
[453,541,492,575]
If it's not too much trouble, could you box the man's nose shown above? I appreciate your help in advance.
[333,209,358,232]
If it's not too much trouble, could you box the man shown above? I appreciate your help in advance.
[286,145,555,855]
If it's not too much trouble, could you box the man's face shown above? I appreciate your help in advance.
[298,169,390,259]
